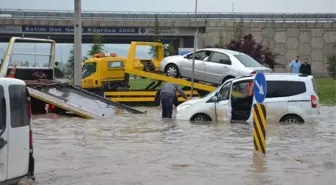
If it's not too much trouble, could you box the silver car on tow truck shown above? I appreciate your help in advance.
[160,48,272,85]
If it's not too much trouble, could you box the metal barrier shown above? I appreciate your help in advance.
[0,9,335,22]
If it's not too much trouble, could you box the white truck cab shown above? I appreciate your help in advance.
[0,78,35,185]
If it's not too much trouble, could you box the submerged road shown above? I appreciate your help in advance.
[31,106,335,185]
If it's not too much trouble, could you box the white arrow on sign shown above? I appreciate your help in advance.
[255,80,264,95]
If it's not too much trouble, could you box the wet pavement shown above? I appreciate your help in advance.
[31,106,335,185]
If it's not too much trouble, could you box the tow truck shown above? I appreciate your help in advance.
[0,36,144,118]
[81,42,217,105]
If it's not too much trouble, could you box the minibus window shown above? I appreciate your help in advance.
[0,86,5,132]
[9,85,29,128]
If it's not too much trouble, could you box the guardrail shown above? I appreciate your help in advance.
[0,9,335,23]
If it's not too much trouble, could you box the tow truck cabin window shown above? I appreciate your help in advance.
[108,61,124,68]
[82,62,97,78]
[0,85,5,132]
[9,85,29,128]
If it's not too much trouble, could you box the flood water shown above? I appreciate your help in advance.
[31,106,335,185]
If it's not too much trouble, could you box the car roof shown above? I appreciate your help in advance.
[233,73,313,82]
[200,48,246,55]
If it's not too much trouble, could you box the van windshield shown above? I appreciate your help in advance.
[82,62,97,78]
[201,86,221,99]
[234,54,264,67]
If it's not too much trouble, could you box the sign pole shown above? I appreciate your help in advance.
[190,0,198,99]
[74,0,82,87]
[253,73,267,155]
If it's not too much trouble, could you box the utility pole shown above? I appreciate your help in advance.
[74,0,82,87]
[190,0,198,99]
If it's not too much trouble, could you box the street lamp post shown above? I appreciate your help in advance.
[74,0,82,87]
[190,0,198,99]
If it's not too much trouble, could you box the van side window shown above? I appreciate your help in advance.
[285,81,306,96]
[266,81,286,98]
[266,81,307,98]
[9,85,29,128]
[0,86,5,131]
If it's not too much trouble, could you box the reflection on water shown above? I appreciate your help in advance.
[31,106,335,185]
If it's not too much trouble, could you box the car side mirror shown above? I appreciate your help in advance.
[55,61,59,66]
[211,95,218,102]
[219,59,231,65]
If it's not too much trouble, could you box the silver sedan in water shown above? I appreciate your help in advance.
[160,48,272,85]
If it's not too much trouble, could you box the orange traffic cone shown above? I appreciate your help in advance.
[7,64,17,78]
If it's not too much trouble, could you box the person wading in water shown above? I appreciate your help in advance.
[159,83,188,118]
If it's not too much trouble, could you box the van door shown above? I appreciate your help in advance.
[215,81,232,122]
[0,83,9,182]
[7,84,30,180]
[263,81,288,123]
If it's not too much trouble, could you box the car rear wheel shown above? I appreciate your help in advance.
[165,64,180,78]
[281,115,304,124]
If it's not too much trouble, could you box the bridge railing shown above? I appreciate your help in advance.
[0,9,335,23]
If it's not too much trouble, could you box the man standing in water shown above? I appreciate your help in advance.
[160,83,188,118]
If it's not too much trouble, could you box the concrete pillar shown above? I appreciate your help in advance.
[73,0,82,87]
[179,37,184,48]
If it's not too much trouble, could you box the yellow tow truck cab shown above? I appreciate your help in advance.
[81,42,214,105]
[82,53,127,91]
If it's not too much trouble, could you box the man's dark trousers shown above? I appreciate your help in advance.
[160,93,174,118]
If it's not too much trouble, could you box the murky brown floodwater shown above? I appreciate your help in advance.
[31,106,335,185]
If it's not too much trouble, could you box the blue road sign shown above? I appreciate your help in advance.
[253,73,267,104]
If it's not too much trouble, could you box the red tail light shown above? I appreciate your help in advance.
[311,95,317,108]
[250,71,256,74]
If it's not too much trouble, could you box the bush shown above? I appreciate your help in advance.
[226,34,280,70]
[327,55,336,79]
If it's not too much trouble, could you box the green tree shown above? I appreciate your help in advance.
[214,29,226,48]
[149,14,176,58]
[224,17,280,69]
[164,44,177,56]
[87,33,105,57]
[65,45,74,79]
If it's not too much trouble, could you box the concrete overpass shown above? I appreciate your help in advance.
[1,9,335,22]
[0,9,335,75]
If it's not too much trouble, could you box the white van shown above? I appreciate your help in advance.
[0,78,35,185]
[176,73,320,124]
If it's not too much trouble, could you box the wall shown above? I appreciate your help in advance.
[202,21,336,76]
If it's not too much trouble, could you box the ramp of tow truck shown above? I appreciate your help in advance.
[28,85,144,119]
[124,69,217,92]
